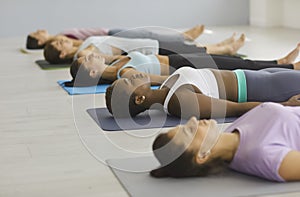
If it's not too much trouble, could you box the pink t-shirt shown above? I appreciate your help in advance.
[225,103,300,182]
[60,28,109,40]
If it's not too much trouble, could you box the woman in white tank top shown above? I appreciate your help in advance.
[43,28,246,64]
[105,66,300,120]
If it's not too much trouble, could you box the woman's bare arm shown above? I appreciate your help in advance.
[169,90,300,119]
[279,151,300,181]
[169,89,261,119]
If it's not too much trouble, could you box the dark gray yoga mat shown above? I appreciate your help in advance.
[86,108,237,131]
[35,60,70,70]
[107,156,300,197]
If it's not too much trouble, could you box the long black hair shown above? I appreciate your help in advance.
[150,133,228,178]
[105,82,148,118]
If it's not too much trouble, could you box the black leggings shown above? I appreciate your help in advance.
[168,53,293,73]
[158,41,206,55]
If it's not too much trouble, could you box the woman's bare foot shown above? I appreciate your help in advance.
[204,34,245,56]
[216,33,236,46]
[183,25,205,41]
[225,33,246,55]
[292,61,300,70]
[278,43,300,64]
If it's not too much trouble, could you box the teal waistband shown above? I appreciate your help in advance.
[233,69,247,103]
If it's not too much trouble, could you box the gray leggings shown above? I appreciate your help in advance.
[244,68,300,102]
[108,28,184,43]
[109,28,205,55]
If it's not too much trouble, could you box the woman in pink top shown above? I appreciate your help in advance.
[26,25,205,49]
[151,102,300,182]
[26,28,109,49]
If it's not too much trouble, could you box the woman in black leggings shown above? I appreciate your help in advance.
[67,43,300,86]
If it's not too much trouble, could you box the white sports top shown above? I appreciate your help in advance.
[160,67,219,113]
[74,36,159,60]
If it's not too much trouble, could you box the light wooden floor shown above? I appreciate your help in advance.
[1,26,300,197]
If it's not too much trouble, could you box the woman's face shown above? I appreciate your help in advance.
[50,37,74,54]
[113,73,151,95]
[29,29,50,45]
[167,117,218,156]
[77,53,106,78]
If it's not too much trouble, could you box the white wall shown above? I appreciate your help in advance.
[250,0,300,29]
[250,0,282,26]
[0,0,249,38]
[282,0,300,29]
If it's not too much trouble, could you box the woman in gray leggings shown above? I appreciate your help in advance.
[43,27,245,64]
[105,66,300,119]
[27,25,205,49]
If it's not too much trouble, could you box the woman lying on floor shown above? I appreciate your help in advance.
[67,44,300,86]
[105,54,300,120]
[150,102,300,182]
[43,29,246,64]
[26,25,205,49]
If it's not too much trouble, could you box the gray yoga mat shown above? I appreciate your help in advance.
[35,60,70,70]
[107,156,300,197]
[86,108,237,131]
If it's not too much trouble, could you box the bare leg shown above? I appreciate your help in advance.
[205,34,246,55]
[277,43,300,64]
[195,33,238,48]
[182,25,205,41]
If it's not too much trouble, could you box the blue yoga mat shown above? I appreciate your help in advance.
[57,80,110,95]
[58,80,159,95]
[87,108,237,131]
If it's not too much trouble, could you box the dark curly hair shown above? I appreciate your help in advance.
[105,82,147,118]
[150,132,227,178]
